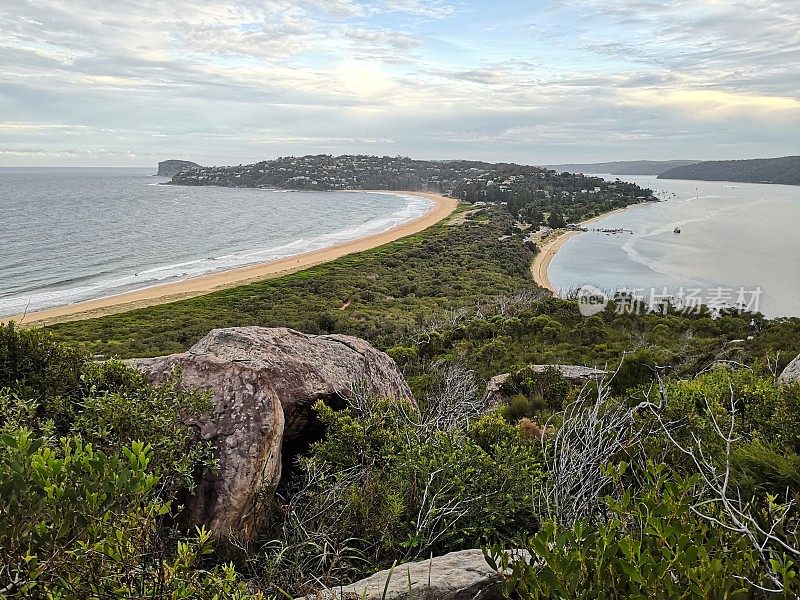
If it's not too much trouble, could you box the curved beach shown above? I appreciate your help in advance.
[531,208,630,294]
[531,230,579,293]
[8,191,458,325]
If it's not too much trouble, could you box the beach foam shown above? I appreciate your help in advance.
[0,187,434,317]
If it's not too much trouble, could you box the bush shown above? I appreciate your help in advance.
[0,325,216,502]
[498,367,575,422]
[652,369,800,497]
[489,462,800,599]
[250,398,544,595]
[0,429,254,598]
[0,325,248,597]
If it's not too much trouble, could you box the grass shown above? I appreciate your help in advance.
[47,208,535,359]
[44,206,800,393]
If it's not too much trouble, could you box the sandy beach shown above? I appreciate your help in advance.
[531,207,631,294]
[7,191,458,326]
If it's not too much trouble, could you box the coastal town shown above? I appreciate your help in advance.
[169,154,476,193]
[168,154,657,229]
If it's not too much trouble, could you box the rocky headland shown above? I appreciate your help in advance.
[157,159,201,177]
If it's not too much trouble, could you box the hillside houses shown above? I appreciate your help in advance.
[170,154,494,193]
[169,154,655,229]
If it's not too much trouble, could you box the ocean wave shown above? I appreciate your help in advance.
[0,192,434,317]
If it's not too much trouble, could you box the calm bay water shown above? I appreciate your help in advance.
[549,175,800,318]
[0,168,432,317]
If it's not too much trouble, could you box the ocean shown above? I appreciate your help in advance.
[0,168,433,317]
[548,175,800,318]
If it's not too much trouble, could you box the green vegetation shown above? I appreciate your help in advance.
[490,464,799,598]
[168,154,655,211]
[659,155,800,186]
[452,166,653,227]
[5,322,800,597]
[6,194,800,596]
[0,324,255,598]
[249,399,543,594]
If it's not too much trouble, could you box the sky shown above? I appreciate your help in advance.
[0,0,798,167]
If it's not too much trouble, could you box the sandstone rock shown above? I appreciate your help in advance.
[778,354,800,385]
[528,364,607,383]
[484,372,512,408]
[304,549,528,600]
[157,159,200,177]
[133,327,412,538]
[484,364,607,410]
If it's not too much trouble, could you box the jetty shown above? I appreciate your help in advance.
[566,223,633,235]
[593,227,634,235]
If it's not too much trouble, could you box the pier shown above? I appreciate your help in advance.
[593,227,634,235]
[567,223,633,235]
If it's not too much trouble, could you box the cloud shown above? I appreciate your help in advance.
[427,68,507,85]
[620,89,800,121]
[0,0,797,165]
[338,26,419,50]
[381,0,456,19]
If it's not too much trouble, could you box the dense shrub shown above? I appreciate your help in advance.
[0,324,249,598]
[249,399,544,594]
[0,325,215,501]
[498,367,577,422]
[650,369,800,498]
[0,429,255,598]
[489,462,800,598]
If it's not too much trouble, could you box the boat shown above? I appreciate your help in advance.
[674,227,681,234]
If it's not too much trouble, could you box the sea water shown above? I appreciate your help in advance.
[548,175,800,318]
[0,167,433,316]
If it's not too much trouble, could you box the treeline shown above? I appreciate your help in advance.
[659,155,800,185]
[169,154,498,193]
[451,165,654,228]
[168,154,656,227]
[5,205,800,597]
[46,207,800,391]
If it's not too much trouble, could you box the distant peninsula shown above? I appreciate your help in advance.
[166,154,655,205]
[157,159,201,178]
[658,156,800,185]
[546,160,699,176]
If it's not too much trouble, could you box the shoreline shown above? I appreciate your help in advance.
[530,207,632,294]
[5,191,458,326]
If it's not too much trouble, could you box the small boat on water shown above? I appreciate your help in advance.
[674,227,682,234]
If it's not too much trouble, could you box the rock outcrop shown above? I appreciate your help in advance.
[157,159,200,177]
[303,549,527,600]
[133,327,412,539]
[484,364,607,410]
[778,354,800,385]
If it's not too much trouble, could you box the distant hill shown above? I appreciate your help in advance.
[658,156,800,185]
[157,159,201,178]
[546,160,699,176]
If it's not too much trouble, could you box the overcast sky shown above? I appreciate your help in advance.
[1,0,798,167]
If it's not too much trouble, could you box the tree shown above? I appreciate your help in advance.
[547,209,566,228]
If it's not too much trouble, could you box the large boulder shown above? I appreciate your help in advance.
[484,364,607,410]
[133,327,412,539]
[483,372,513,409]
[778,354,800,385]
[303,549,527,600]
